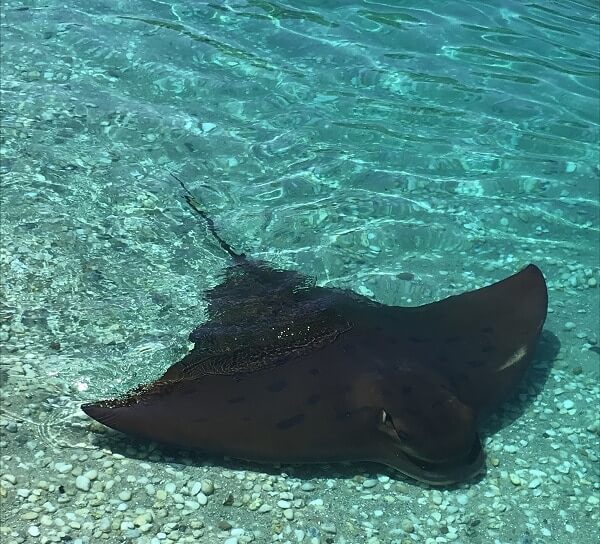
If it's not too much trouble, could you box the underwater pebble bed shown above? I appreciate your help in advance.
[0,225,599,543]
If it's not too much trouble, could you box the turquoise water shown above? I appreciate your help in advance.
[1,1,599,543]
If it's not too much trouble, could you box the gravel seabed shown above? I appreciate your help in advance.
[1,164,598,543]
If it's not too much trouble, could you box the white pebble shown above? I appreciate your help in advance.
[28,526,40,537]
[456,494,469,505]
[55,463,72,474]
[75,475,90,491]
[164,482,176,493]
[562,399,575,410]
[84,469,98,481]
[431,490,443,505]
[196,492,208,506]
[119,490,132,501]
[189,481,201,496]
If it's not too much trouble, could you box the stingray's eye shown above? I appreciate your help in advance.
[381,410,411,441]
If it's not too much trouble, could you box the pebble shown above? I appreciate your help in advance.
[55,463,73,474]
[197,492,208,506]
[28,525,40,537]
[456,494,469,505]
[277,500,291,509]
[321,522,337,534]
[75,475,91,491]
[283,508,294,520]
[401,519,414,533]
[201,479,214,495]
[431,490,443,505]
[84,469,98,481]
[564,321,576,331]
[2,474,16,484]
[562,400,575,410]
[362,479,378,489]
[301,482,315,492]
[119,490,132,501]
[164,482,176,493]
[258,503,272,513]
[156,489,167,501]
[201,122,217,133]
[189,481,202,496]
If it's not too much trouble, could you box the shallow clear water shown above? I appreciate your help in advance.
[1,1,598,543]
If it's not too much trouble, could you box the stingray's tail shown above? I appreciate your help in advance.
[170,172,245,260]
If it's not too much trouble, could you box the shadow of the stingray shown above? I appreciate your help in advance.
[87,429,486,490]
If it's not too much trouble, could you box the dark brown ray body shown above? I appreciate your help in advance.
[83,254,547,485]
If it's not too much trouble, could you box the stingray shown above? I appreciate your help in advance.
[82,179,548,486]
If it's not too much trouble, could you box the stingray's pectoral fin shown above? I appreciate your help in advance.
[396,264,548,415]
[81,389,158,440]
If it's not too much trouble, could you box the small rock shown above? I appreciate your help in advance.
[55,463,73,474]
[456,494,469,505]
[119,490,132,501]
[401,519,414,533]
[362,479,378,489]
[201,479,214,495]
[28,526,40,537]
[189,481,202,496]
[84,469,98,481]
[431,490,443,505]
[164,482,176,494]
[196,492,208,506]
[156,489,167,501]
[75,475,91,491]
[321,522,337,534]
[283,508,294,520]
